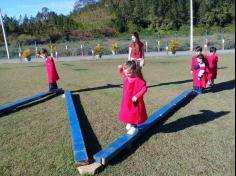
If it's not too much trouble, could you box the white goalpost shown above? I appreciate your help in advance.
[190,0,193,51]
[0,9,10,59]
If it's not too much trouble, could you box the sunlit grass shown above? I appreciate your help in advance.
[0,54,235,176]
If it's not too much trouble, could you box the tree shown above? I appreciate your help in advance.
[73,0,98,11]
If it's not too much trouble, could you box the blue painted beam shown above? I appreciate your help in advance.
[94,129,140,165]
[138,88,193,133]
[0,88,64,113]
[64,91,89,163]
[93,88,194,165]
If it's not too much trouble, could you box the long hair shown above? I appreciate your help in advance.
[195,46,202,52]
[41,48,48,55]
[132,32,142,52]
[123,60,144,80]
[210,47,217,53]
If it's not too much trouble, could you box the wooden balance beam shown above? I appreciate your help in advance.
[0,88,64,113]
[93,88,194,165]
[64,91,90,166]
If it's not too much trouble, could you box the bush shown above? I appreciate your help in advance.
[111,42,118,51]
[168,39,179,52]
[93,43,103,55]
[194,25,208,36]
[17,34,37,45]
[223,24,235,33]
[178,25,190,36]
[21,49,31,58]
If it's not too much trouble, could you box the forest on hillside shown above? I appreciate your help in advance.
[0,0,235,46]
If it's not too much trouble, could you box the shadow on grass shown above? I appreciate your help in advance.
[72,94,102,159]
[211,79,235,93]
[72,68,88,71]
[26,65,44,67]
[0,93,60,118]
[217,67,228,70]
[71,78,192,93]
[109,94,230,165]
[72,83,122,93]
[148,79,192,88]
[62,63,74,67]
[158,110,230,133]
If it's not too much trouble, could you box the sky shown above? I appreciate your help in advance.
[0,0,77,19]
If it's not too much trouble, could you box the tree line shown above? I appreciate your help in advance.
[0,0,235,45]
[100,0,235,32]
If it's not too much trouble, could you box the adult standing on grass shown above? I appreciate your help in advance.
[128,32,145,68]
[40,48,60,91]
[118,60,148,135]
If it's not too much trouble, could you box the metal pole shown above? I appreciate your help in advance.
[157,32,160,52]
[221,32,225,50]
[190,0,193,51]
[0,9,10,59]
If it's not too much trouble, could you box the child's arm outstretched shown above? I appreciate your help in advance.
[118,65,125,76]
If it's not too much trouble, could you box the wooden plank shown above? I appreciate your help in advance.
[0,89,64,113]
[64,91,89,164]
[77,162,102,175]
[93,88,194,165]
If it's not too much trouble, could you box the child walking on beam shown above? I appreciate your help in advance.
[118,60,148,135]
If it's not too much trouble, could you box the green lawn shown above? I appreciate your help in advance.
[0,54,235,176]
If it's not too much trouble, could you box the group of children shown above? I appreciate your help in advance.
[38,32,218,136]
[118,33,219,135]
[191,46,219,94]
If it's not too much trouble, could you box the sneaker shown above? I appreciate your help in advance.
[127,126,138,135]
[126,123,132,130]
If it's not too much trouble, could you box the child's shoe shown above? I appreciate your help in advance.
[126,123,132,130]
[127,126,138,135]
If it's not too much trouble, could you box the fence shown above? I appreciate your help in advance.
[0,33,235,59]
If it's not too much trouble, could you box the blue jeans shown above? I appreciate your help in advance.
[193,86,203,94]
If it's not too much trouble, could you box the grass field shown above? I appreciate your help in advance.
[0,53,235,176]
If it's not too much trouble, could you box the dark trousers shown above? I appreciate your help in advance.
[48,82,58,90]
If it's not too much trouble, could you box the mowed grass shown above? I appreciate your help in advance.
[0,54,235,176]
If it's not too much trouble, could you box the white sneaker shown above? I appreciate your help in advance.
[127,126,138,135]
[126,123,132,130]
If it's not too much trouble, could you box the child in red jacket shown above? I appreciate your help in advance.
[118,60,148,135]
[192,54,208,94]
[40,48,60,91]
[190,46,208,74]
[207,47,218,87]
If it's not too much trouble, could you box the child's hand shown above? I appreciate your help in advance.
[132,96,137,102]
[40,55,45,59]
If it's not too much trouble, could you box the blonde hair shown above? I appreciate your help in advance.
[123,60,144,80]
